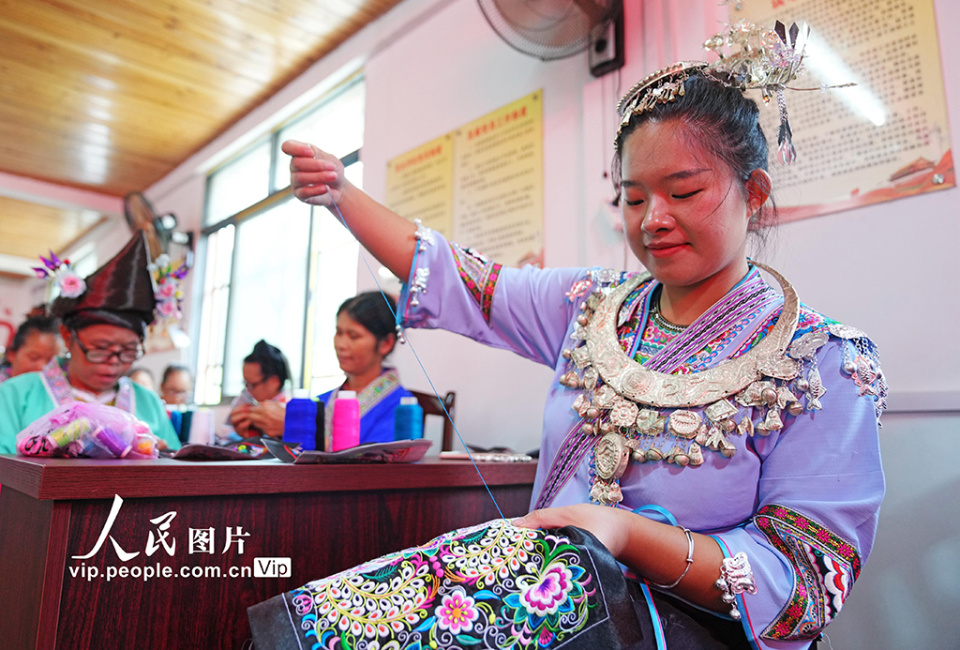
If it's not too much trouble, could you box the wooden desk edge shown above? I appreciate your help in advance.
[0,455,539,500]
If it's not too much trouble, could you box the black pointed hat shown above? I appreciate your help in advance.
[51,233,156,335]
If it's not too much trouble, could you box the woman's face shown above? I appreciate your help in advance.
[6,331,59,377]
[242,362,281,403]
[334,312,391,379]
[64,324,141,394]
[161,370,193,405]
[619,119,763,295]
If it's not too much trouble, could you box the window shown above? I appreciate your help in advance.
[194,77,364,405]
[205,139,273,226]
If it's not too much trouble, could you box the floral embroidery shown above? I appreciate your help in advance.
[755,504,861,641]
[287,519,604,649]
[450,243,502,324]
[435,588,479,635]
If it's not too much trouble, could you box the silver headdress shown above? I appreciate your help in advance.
[616,20,818,165]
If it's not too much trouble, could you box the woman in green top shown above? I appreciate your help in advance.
[0,235,180,453]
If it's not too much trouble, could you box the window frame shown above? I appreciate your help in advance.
[192,78,364,406]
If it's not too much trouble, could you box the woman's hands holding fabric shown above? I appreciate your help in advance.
[282,140,347,207]
[246,401,286,439]
[230,403,254,436]
[515,503,727,612]
[514,504,632,559]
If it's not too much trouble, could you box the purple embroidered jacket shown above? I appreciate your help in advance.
[400,230,885,649]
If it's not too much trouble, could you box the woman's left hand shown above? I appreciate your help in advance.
[515,503,727,612]
[513,504,632,558]
[246,401,287,439]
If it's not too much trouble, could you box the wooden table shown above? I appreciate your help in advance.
[0,455,537,649]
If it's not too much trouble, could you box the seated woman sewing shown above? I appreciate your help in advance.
[317,291,414,444]
[224,339,291,440]
[0,235,181,453]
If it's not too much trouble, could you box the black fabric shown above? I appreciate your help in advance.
[51,233,155,329]
[628,582,752,650]
[248,524,752,650]
[249,524,645,650]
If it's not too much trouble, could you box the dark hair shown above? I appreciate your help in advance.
[162,364,192,385]
[613,72,777,246]
[9,315,60,353]
[337,292,398,357]
[63,309,148,339]
[244,340,291,386]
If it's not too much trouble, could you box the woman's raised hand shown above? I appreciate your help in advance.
[282,140,347,207]
[280,138,417,279]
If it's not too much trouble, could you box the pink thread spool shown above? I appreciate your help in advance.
[331,390,360,451]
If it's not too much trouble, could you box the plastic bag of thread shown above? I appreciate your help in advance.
[16,402,160,459]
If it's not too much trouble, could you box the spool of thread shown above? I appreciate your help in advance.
[331,390,360,451]
[50,417,92,448]
[394,396,424,441]
[284,398,320,451]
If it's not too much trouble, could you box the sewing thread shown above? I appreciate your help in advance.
[394,396,424,441]
[331,390,360,451]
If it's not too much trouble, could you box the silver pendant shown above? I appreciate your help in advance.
[593,384,617,409]
[762,408,783,432]
[688,442,705,466]
[595,432,630,481]
[636,408,665,436]
[705,398,739,423]
[853,356,879,397]
[776,386,799,409]
[609,398,640,428]
[828,323,868,341]
[667,444,690,467]
[805,366,825,410]
[583,366,599,391]
[788,330,828,360]
[736,380,777,408]
[571,345,591,369]
[668,410,702,439]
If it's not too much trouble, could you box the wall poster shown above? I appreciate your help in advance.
[384,134,455,239]
[384,92,543,267]
[733,0,954,221]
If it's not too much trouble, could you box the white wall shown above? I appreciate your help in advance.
[0,277,36,352]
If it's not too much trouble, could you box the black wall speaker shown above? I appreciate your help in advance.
[589,8,625,78]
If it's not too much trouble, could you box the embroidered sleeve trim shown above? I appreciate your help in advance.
[449,242,502,324]
[754,504,862,641]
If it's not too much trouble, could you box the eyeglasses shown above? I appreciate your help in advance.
[243,378,268,391]
[72,330,143,364]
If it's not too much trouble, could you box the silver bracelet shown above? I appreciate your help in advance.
[652,526,694,589]
[715,552,757,620]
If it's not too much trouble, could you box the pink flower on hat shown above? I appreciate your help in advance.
[58,271,87,298]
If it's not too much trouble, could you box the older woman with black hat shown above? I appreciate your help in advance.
[0,235,181,453]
